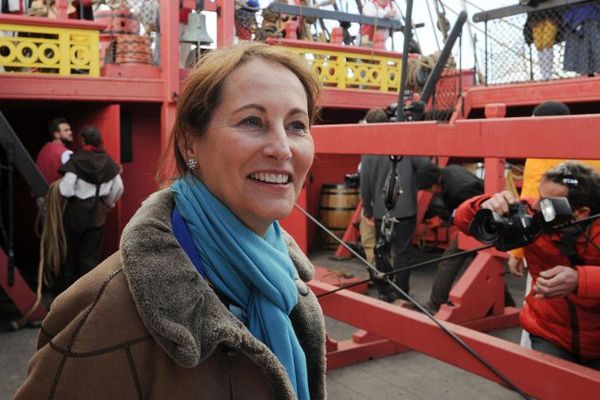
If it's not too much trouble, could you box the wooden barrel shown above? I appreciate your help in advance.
[319,184,359,249]
[115,35,152,64]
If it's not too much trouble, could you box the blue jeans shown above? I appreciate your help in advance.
[530,335,600,371]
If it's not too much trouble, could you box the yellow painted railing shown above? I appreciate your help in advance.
[0,21,99,77]
[282,44,402,92]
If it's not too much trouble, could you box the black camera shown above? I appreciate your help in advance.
[469,198,573,251]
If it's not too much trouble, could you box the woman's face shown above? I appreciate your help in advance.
[184,58,314,235]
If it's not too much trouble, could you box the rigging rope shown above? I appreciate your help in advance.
[439,0,531,64]
[425,0,441,50]
[405,51,456,88]
[39,181,67,287]
[458,0,480,73]
[394,0,422,53]
[11,181,66,330]
[433,0,450,42]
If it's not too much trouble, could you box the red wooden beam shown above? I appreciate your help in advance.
[0,75,164,102]
[311,114,600,159]
[159,0,180,150]
[467,76,600,109]
[435,252,517,326]
[310,279,600,400]
[0,250,46,323]
[267,37,418,59]
[320,88,398,110]
[0,14,105,31]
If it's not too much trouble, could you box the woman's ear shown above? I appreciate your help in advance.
[177,132,193,161]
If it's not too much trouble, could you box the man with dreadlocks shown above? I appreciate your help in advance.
[54,126,123,293]
[455,161,600,370]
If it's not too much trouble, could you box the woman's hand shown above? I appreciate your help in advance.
[507,255,525,277]
[480,190,518,215]
[533,266,578,298]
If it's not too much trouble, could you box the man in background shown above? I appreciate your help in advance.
[360,108,429,301]
[55,126,123,293]
[416,162,484,312]
[36,117,73,184]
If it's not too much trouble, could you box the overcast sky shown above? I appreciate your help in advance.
[204,0,519,68]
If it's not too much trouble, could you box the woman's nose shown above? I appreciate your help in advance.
[264,126,292,161]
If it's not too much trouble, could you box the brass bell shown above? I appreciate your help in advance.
[181,11,213,45]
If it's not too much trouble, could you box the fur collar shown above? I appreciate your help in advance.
[119,189,324,398]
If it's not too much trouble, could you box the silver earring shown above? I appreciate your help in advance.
[187,158,197,170]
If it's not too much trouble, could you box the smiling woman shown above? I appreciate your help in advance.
[178,56,315,235]
[14,42,326,400]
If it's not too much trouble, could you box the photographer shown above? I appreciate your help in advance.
[454,162,600,369]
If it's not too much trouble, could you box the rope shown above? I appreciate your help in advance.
[425,0,441,50]
[439,0,530,64]
[11,181,66,330]
[40,181,67,288]
[395,0,422,53]
[433,0,450,42]
[405,51,456,88]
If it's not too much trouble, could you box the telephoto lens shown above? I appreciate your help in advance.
[469,203,539,251]
[469,209,500,244]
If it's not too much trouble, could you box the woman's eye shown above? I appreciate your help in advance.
[287,121,308,134]
[240,116,263,127]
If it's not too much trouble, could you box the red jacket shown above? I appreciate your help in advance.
[455,194,600,359]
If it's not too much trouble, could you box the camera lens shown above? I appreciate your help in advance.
[469,209,499,243]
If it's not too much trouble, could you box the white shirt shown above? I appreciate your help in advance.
[59,172,124,208]
[362,0,401,21]
[61,150,73,164]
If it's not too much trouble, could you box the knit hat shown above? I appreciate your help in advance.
[532,101,570,116]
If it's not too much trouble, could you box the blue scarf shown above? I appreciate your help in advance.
[172,174,309,400]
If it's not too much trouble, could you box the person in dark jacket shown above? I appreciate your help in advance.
[563,3,600,75]
[56,126,123,293]
[360,117,429,301]
[454,162,600,369]
[416,163,484,312]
